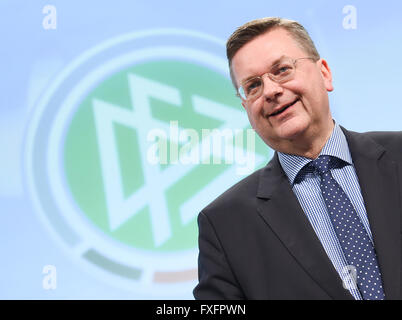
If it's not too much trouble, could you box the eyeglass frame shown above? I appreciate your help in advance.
[236,57,318,101]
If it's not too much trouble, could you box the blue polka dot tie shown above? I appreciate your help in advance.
[310,155,385,300]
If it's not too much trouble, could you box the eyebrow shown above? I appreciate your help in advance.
[239,54,287,85]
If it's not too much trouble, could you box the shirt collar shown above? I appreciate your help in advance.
[278,122,353,185]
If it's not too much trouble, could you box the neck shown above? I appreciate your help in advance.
[273,120,335,159]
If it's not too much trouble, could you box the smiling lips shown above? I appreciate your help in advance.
[268,98,300,117]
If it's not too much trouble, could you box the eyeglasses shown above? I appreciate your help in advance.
[237,57,316,101]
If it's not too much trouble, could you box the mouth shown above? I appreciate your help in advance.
[269,98,299,117]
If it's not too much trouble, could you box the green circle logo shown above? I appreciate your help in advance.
[65,59,242,251]
[25,29,269,297]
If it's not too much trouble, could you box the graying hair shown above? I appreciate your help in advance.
[226,17,320,89]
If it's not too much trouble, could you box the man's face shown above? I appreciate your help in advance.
[231,28,334,151]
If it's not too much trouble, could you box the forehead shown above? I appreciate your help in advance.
[231,28,306,85]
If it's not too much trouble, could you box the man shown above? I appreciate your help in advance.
[193,17,402,300]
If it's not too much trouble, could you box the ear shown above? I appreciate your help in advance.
[241,100,247,110]
[319,59,334,92]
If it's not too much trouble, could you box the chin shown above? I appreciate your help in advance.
[276,119,309,140]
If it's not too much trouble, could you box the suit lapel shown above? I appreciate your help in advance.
[342,128,401,299]
[256,153,354,300]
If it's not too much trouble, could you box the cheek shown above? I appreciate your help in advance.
[244,102,258,124]
[307,85,329,110]
[246,109,257,129]
[285,82,324,110]
[283,82,304,97]
[247,109,273,135]
[247,105,266,129]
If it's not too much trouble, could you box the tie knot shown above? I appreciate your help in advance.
[310,155,333,175]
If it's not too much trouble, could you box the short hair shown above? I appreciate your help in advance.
[226,17,320,89]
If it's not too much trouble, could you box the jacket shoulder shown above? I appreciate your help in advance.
[363,130,402,158]
[200,165,265,219]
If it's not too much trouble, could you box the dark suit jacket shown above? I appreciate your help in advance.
[193,127,402,299]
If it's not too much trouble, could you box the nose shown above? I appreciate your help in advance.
[261,73,283,102]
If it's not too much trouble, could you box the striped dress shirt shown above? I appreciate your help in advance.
[278,122,374,300]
